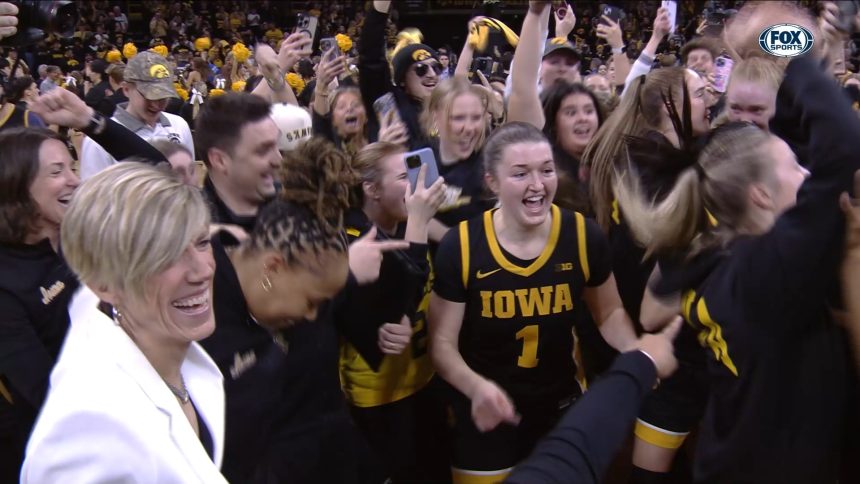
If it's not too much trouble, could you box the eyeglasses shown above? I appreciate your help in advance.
[413,62,443,78]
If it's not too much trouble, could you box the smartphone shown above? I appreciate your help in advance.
[319,37,338,62]
[599,4,625,25]
[661,0,678,35]
[712,56,733,93]
[294,13,318,41]
[471,56,494,78]
[404,148,440,191]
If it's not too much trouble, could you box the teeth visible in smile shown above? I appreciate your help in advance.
[526,196,543,202]
[173,293,208,308]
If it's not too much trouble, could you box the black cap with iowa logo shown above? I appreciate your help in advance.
[124,51,179,100]
[391,43,439,86]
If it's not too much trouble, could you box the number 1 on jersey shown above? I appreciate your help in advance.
[516,325,539,368]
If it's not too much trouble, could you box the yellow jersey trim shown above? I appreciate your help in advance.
[611,198,620,225]
[0,379,13,404]
[459,221,470,289]
[575,212,590,283]
[0,104,14,128]
[452,467,513,484]
[483,204,561,277]
[346,227,361,238]
[634,419,688,449]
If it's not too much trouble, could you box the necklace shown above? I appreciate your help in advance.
[163,375,190,404]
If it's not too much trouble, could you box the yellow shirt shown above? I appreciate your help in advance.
[339,266,435,408]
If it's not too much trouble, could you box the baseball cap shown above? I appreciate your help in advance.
[124,51,178,100]
[270,102,313,152]
[543,37,581,63]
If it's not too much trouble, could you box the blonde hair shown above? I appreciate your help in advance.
[615,123,775,258]
[727,57,783,93]
[61,163,210,298]
[350,141,407,207]
[421,76,490,149]
[584,67,689,230]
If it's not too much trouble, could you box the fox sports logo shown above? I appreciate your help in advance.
[759,24,814,57]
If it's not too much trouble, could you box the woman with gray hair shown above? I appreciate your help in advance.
[21,163,228,483]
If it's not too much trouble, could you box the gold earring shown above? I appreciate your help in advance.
[261,274,273,292]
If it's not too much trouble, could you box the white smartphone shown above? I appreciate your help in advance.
[404,148,440,191]
[662,0,678,35]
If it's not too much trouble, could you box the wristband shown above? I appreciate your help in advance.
[637,349,661,389]
[612,45,626,55]
[82,111,107,136]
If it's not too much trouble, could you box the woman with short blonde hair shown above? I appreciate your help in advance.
[23,162,227,483]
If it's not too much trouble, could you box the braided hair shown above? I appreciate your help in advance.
[246,137,358,265]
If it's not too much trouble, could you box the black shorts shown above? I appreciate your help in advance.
[636,327,709,449]
[349,378,451,483]
[446,388,576,474]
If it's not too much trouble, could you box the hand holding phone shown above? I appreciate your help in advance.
[404,148,441,191]
[661,0,677,35]
[599,3,625,25]
[405,162,446,225]
[320,37,338,62]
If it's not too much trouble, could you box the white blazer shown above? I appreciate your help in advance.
[21,287,228,483]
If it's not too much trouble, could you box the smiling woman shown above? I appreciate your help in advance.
[429,122,637,481]
[22,162,228,483]
[0,128,80,481]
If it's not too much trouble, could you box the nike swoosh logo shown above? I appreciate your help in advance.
[476,268,501,279]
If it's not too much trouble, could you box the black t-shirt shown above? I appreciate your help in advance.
[430,141,494,228]
[433,205,611,405]
[199,232,295,482]
[201,176,258,235]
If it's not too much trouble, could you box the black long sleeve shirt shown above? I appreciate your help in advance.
[656,56,860,483]
[506,351,658,484]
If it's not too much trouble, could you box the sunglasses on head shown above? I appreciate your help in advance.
[413,62,443,77]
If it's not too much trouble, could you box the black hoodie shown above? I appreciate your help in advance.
[655,56,860,483]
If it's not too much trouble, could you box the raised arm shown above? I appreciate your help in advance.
[358,1,393,118]
[622,7,670,96]
[31,88,167,164]
[596,15,630,90]
[507,1,552,128]
[251,37,308,105]
[454,19,477,79]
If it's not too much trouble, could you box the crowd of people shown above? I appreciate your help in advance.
[2,0,860,483]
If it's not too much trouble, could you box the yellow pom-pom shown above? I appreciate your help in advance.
[285,72,305,95]
[122,43,137,60]
[195,37,211,52]
[106,49,122,63]
[231,42,250,63]
[335,33,353,53]
[209,88,226,98]
[231,80,246,92]
[175,87,189,101]
[150,45,168,58]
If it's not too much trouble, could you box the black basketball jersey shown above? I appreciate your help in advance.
[433,205,612,405]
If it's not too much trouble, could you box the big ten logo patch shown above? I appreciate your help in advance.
[758,24,814,58]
